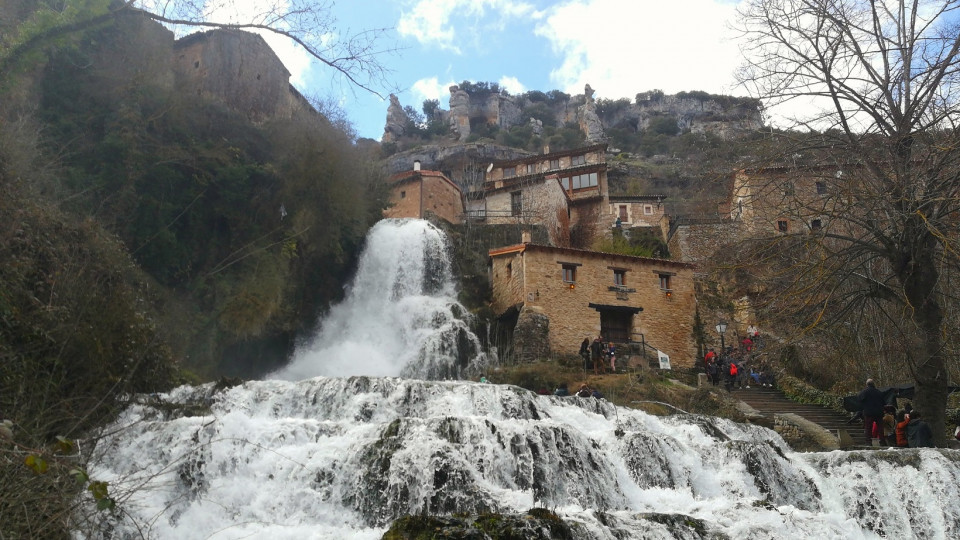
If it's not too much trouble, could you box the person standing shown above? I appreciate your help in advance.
[579,338,591,372]
[858,379,886,444]
[591,336,604,375]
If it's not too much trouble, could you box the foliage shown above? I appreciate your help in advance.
[592,229,669,259]
[457,80,503,97]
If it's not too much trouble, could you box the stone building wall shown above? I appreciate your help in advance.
[173,30,312,123]
[483,179,569,245]
[668,219,743,265]
[384,171,464,224]
[384,180,423,220]
[490,245,697,367]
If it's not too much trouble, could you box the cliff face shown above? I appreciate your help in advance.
[387,85,763,143]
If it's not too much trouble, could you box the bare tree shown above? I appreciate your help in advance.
[0,0,396,97]
[735,0,960,444]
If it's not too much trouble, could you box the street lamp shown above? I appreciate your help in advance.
[715,320,728,353]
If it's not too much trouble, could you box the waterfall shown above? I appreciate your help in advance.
[83,378,960,539]
[78,218,960,538]
[271,219,488,381]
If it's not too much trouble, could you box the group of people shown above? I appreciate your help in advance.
[857,378,936,448]
[579,336,617,375]
[703,341,773,391]
[552,382,604,399]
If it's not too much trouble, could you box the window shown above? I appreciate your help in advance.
[562,265,576,283]
[783,181,795,195]
[659,274,671,290]
[549,159,559,170]
[816,181,827,194]
[527,164,537,174]
[644,205,653,215]
[503,166,516,178]
[565,172,599,190]
[510,191,522,216]
[811,219,822,231]
[506,262,512,278]
[400,191,406,199]
[614,269,626,286]
[777,220,788,233]
[571,154,586,166]
[618,205,628,221]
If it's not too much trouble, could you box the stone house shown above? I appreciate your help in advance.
[467,143,611,246]
[488,241,697,368]
[608,195,667,228]
[384,162,464,224]
[730,164,837,237]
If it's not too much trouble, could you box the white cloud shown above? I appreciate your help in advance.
[498,76,527,95]
[398,0,542,52]
[536,0,747,101]
[411,76,457,106]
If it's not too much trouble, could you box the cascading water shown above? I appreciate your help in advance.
[83,378,960,539]
[271,219,488,381]
[77,218,960,539]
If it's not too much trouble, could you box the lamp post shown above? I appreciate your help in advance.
[715,320,728,354]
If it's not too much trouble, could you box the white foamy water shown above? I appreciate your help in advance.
[81,378,960,539]
[271,219,488,381]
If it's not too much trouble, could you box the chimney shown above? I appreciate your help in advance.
[543,145,550,155]
[413,160,421,171]
[521,230,531,244]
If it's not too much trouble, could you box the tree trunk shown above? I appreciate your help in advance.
[900,234,948,447]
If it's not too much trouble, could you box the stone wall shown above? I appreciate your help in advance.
[490,245,698,367]
[384,172,464,224]
[668,219,743,265]
[173,30,313,123]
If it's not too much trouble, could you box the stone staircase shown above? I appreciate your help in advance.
[731,386,871,448]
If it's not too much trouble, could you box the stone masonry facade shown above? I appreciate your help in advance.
[385,169,464,224]
[489,243,697,368]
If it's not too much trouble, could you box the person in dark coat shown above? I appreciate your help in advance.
[906,410,934,448]
[590,336,605,375]
[579,338,591,371]
[858,378,886,443]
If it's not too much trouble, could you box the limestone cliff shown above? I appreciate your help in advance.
[385,85,762,143]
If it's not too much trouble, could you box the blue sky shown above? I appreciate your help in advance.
[223,0,751,140]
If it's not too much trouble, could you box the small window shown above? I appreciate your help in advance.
[506,262,512,278]
[811,219,822,231]
[562,265,576,283]
[777,220,788,233]
[549,159,560,170]
[571,154,586,166]
[784,181,795,195]
[644,205,653,215]
[658,274,671,290]
[510,191,522,216]
[503,166,516,178]
[816,181,827,194]
[614,270,626,286]
[527,164,537,174]
[400,191,406,199]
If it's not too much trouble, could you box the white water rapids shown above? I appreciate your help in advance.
[85,378,960,539]
[79,219,960,538]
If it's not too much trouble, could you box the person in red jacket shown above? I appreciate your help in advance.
[894,410,909,447]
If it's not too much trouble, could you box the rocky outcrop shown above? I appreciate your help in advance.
[387,84,762,144]
[512,306,550,363]
[577,83,605,142]
[382,94,407,143]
